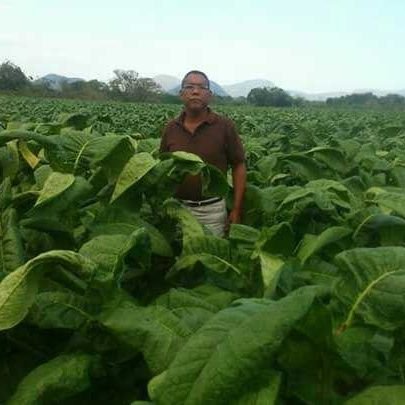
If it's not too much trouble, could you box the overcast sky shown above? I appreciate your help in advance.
[1,0,404,93]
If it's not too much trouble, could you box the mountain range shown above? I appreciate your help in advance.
[33,73,405,101]
[152,75,274,98]
[34,74,84,91]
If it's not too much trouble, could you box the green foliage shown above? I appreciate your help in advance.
[7,353,100,405]
[327,91,405,108]
[109,69,162,102]
[0,61,30,91]
[247,86,295,107]
[1,97,405,404]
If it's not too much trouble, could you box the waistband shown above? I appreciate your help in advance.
[181,197,223,207]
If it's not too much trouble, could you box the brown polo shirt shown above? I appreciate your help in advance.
[160,109,245,200]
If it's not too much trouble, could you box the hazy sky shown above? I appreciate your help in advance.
[1,0,404,92]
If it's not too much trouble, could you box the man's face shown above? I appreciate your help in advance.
[180,73,212,111]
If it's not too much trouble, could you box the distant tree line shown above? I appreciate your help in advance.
[0,61,304,107]
[0,61,181,104]
[326,92,405,108]
[1,60,404,109]
[246,86,304,107]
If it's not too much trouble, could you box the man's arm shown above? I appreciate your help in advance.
[228,161,247,225]
[159,123,170,153]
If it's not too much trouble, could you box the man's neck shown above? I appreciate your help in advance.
[184,107,209,122]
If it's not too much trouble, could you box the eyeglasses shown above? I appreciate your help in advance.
[182,84,210,92]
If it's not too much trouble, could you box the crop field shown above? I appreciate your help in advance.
[1,95,405,404]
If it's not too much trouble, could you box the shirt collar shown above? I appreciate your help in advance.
[175,107,217,126]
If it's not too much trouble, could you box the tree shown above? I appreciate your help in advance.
[109,69,161,102]
[246,88,268,106]
[60,79,110,100]
[326,92,379,107]
[0,61,30,91]
[247,86,294,107]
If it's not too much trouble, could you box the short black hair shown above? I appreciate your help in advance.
[181,70,210,89]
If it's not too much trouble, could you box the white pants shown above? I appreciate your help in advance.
[182,198,227,237]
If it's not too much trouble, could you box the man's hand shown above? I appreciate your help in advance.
[225,208,242,234]
[227,161,246,234]
[228,208,241,225]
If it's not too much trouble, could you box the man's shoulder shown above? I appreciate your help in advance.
[163,117,180,133]
[209,110,235,127]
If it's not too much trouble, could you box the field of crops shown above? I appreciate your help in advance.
[1,95,405,404]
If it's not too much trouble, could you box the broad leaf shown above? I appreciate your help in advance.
[79,229,150,285]
[296,226,352,264]
[335,247,405,331]
[257,251,284,297]
[164,198,204,245]
[372,191,405,218]
[34,172,75,207]
[345,385,405,404]
[111,152,158,202]
[0,250,97,330]
[28,291,93,330]
[90,209,173,257]
[7,353,100,405]
[232,370,281,405]
[155,287,237,332]
[1,208,25,274]
[99,295,192,375]
[150,286,318,405]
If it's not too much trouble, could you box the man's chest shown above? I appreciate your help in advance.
[165,128,227,164]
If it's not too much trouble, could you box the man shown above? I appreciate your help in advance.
[160,70,246,237]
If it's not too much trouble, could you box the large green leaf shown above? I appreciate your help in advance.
[111,152,158,202]
[167,236,248,291]
[0,177,12,209]
[7,353,100,405]
[228,224,260,245]
[296,226,352,264]
[79,229,150,285]
[44,132,135,178]
[282,153,323,181]
[353,214,405,246]
[164,198,204,245]
[0,140,20,181]
[0,250,97,330]
[30,175,92,214]
[34,172,75,207]
[390,165,405,187]
[0,260,39,331]
[99,295,192,375]
[90,208,173,257]
[335,326,394,379]
[306,146,350,174]
[57,112,90,129]
[232,371,281,405]
[155,287,237,332]
[0,130,58,148]
[334,247,405,331]
[23,175,93,235]
[1,208,25,274]
[201,164,229,198]
[256,222,295,256]
[257,251,284,297]
[28,291,93,330]
[344,385,405,404]
[280,180,353,211]
[150,286,318,405]
[0,180,25,275]
[372,190,405,218]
